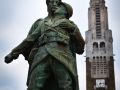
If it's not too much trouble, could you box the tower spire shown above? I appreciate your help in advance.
[88,0,108,39]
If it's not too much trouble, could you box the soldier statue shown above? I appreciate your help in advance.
[5,0,85,90]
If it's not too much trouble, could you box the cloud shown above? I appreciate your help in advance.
[77,55,86,90]
[0,0,18,25]
[0,87,13,90]
[0,68,18,90]
[0,55,29,90]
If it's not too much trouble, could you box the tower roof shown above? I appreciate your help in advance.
[90,0,105,7]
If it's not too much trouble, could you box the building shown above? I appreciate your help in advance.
[86,0,115,90]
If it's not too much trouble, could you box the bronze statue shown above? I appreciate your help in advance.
[5,0,85,90]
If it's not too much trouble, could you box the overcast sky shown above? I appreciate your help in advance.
[0,0,120,90]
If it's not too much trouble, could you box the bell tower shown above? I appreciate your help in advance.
[86,0,116,90]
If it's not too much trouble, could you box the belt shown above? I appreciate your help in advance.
[38,35,69,46]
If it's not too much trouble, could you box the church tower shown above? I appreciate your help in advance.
[86,0,115,90]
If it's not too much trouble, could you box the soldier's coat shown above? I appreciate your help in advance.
[12,17,85,90]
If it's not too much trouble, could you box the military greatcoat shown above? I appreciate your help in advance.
[11,16,85,90]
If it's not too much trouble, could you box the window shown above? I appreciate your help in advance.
[93,42,98,48]
[100,42,105,48]
[91,56,108,77]
[95,6,101,38]
[93,42,98,53]
[100,42,106,53]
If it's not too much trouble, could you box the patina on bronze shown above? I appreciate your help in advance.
[5,0,85,90]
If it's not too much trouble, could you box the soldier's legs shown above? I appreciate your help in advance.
[51,58,73,90]
[27,57,50,90]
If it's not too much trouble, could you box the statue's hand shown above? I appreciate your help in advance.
[4,53,19,64]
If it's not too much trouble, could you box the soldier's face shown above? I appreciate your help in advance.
[47,0,61,13]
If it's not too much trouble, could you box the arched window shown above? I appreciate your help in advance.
[100,42,105,48]
[93,42,98,48]
[100,56,102,60]
[103,56,106,60]
[100,42,106,53]
[93,42,98,53]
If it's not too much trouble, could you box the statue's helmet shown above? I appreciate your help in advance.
[46,0,62,5]
[61,2,73,19]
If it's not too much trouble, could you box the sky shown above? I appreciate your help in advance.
[0,0,120,90]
